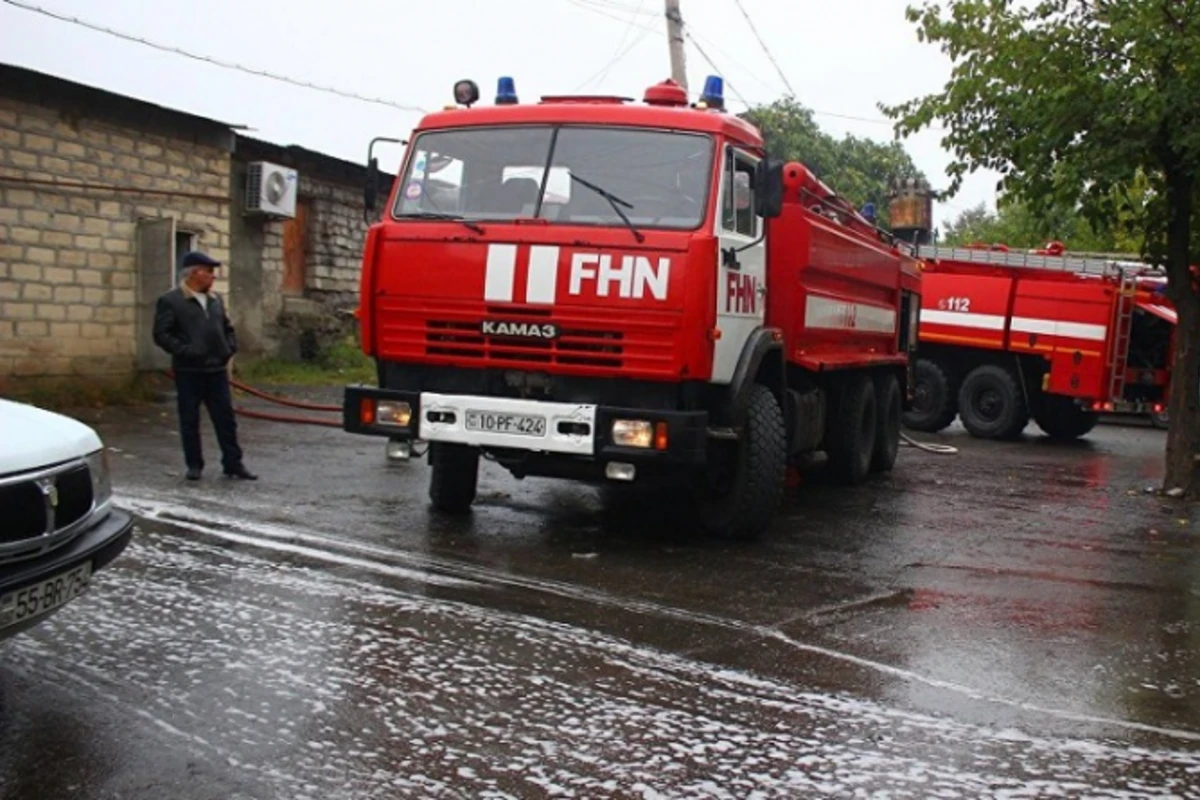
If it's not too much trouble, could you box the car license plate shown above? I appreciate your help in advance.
[0,561,92,631]
[465,410,546,437]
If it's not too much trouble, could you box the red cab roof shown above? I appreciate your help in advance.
[414,96,764,148]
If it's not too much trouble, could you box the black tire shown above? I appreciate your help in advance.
[825,372,878,485]
[1151,410,1169,429]
[871,371,902,473]
[428,443,479,513]
[902,358,958,433]
[1032,395,1099,441]
[957,364,1029,440]
[697,384,786,541]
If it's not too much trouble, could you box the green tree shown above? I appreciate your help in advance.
[881,0,1200,495]
[940,195,1141,251]
[741,97,925,227]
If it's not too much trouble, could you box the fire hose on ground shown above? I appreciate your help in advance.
[164,369,343,428]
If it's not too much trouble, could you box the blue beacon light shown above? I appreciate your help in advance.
[495,76,519,105]
[700,75,725,110]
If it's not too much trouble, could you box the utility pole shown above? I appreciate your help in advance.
[664,0,688,93]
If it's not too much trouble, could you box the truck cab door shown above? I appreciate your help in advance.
[712,146,767,384]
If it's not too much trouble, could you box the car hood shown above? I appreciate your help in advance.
[0,399,103,477]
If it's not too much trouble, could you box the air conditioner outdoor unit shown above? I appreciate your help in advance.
[245,161,298,218]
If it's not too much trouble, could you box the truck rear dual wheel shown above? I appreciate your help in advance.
[826,373,878,485]
[1033,395,1099,441]
[902,358,958,433]
[698,384,786,541]
[871,371,902,473]
[428,442,480,514]
[957,364,1029,440]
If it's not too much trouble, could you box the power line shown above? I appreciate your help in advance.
[1,0,429,114]
[683,31,750,108]
[730,0,796,97]
[573,0,655,92]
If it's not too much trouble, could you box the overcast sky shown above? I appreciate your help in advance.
[1,0,1002,230]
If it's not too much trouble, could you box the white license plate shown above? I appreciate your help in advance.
[0,561,92,630]
[465,410,547,437]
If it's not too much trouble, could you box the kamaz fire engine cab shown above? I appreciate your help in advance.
[902,241,1176,441]
[343,75,922,539]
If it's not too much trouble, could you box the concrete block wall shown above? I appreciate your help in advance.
[0,96,231,378]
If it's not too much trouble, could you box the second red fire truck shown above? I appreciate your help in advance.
[342,75,922,539]
[902,241,1175,441]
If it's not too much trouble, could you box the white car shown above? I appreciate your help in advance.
[0,398,134,640]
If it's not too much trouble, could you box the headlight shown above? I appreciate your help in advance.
[85,448,113,511]
[612,419,653,448]
[376,400,412,427]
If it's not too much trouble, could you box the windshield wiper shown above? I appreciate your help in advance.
[395,211,485,235]
[569,174,645,243]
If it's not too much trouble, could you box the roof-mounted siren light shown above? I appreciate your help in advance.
[860,202,877,225]
[453,79,481,108]
[496,76,519,105]
[643,78,689,106]
[698,75,724,110]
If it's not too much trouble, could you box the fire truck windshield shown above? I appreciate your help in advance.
[392,126,713,230]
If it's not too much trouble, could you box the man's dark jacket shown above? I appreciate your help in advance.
[153,287,238,373]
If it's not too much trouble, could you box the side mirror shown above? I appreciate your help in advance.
[364,156,380,218]
[364,136,407,223]
[755,158,784,218]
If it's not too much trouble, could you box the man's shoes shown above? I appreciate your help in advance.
[224,466,258,480]
[185,467,202,481]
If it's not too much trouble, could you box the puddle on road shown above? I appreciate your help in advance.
[4,515,1200,799]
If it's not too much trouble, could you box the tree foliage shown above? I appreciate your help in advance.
[941,184,1150,253]
[880,0,1200,493]
[741,98,925,226]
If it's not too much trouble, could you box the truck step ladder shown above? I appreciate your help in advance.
[1106,270,1139,403]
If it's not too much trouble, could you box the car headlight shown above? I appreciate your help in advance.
[376,400,413,427]
[85,448,113,512]
[611,419,653,448]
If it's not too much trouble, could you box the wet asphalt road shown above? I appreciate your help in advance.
[2,389,1200,798]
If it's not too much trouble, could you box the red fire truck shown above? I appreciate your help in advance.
[902,241,1176,441]
[343,75,922,539]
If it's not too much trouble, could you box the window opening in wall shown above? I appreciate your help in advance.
[175,230,197,275]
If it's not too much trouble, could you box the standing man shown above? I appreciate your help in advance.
[153,251,257,481]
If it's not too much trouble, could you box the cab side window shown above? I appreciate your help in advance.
[720,148,757,238]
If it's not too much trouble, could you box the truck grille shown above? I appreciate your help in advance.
[0,463,94,554]
[427,319,624,368]
[376,299,681,378]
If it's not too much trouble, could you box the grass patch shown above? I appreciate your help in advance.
[235,336,376,387]
[2,373,169,413]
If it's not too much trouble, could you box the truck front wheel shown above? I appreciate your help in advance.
[697,384,786,541]
[428,443,479,514]
[825,372,878,485]
[958,364,1029,440]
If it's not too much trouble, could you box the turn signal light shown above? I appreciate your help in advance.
[654,421,669,451]
[360,398,376,425]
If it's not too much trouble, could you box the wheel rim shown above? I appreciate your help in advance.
[973,386,1004,422]
[912,382,933,414]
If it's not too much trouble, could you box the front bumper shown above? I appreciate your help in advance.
[344,385,708,466]
[0,508,135,639]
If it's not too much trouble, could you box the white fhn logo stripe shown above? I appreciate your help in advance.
[484,243,517,302]
[525,246,559,304]
[485,244,561,305]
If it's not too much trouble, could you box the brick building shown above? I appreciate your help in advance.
[0,62,393,384]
